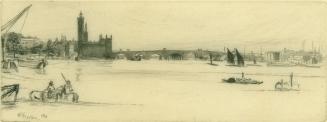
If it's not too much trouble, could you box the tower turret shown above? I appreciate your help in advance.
[77,11,85,56]
[83,22,88,42]
[77,11,84,43]
[104,34,113,58]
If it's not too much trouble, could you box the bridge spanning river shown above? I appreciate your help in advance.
[115,49,224,60]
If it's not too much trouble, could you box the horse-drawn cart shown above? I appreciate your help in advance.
[29,87,79,103]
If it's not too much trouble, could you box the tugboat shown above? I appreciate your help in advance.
[222,72,263,84]
[275,72,300,91]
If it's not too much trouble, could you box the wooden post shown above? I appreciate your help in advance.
[290,72,293,87]
[209,53,213,65]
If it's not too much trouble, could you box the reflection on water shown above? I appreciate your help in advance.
[1,60,326,122]
[75,67,82,82]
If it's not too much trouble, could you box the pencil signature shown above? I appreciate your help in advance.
[17,112,47,120]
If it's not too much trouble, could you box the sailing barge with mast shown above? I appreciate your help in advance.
[225,48,245,67]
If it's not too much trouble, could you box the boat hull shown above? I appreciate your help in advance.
[225,64,245,67]
[222,78,263,84]
[295,63,321,68]
[246,64,262,67]
[18,59,41,68]
[267,63,295,67]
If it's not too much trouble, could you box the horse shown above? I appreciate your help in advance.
[29,87,79,103]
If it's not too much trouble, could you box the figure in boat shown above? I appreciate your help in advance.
[58,80,74,99]
[45,81,56,99]
[275,72,300,91]
[222,72,263,84]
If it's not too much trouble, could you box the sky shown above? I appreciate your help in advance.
[2,1,327,52]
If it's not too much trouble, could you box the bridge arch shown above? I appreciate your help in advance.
[115,53,126,59]
[169,53,183,60]
[150,54,162,60]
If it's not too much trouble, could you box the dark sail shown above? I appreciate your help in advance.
[226,48,235,64]
[235,49,244,66]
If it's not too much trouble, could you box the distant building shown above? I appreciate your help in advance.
[64,40,77,59]
[20,36,42,49]
[77,12,113,58]
[266,51,281,63]
[194,49,209,60]
[266,48,323,64]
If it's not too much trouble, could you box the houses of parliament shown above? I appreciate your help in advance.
[77,12,113,59]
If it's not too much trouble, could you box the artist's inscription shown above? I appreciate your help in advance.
[17,112,47,120]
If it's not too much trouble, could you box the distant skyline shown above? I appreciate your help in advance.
[2,1,327,52]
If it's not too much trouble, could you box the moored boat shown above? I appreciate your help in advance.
[18,57,48,69]
[1,84,19,104]
[2,59,19,73]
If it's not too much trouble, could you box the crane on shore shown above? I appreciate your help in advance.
[1,5,32,32]
[1,4,32,104]
[1,4,32,72]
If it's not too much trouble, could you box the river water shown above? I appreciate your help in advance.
[1,60,326,122]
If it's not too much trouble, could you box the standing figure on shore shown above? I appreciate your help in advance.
[37,59,48,69]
